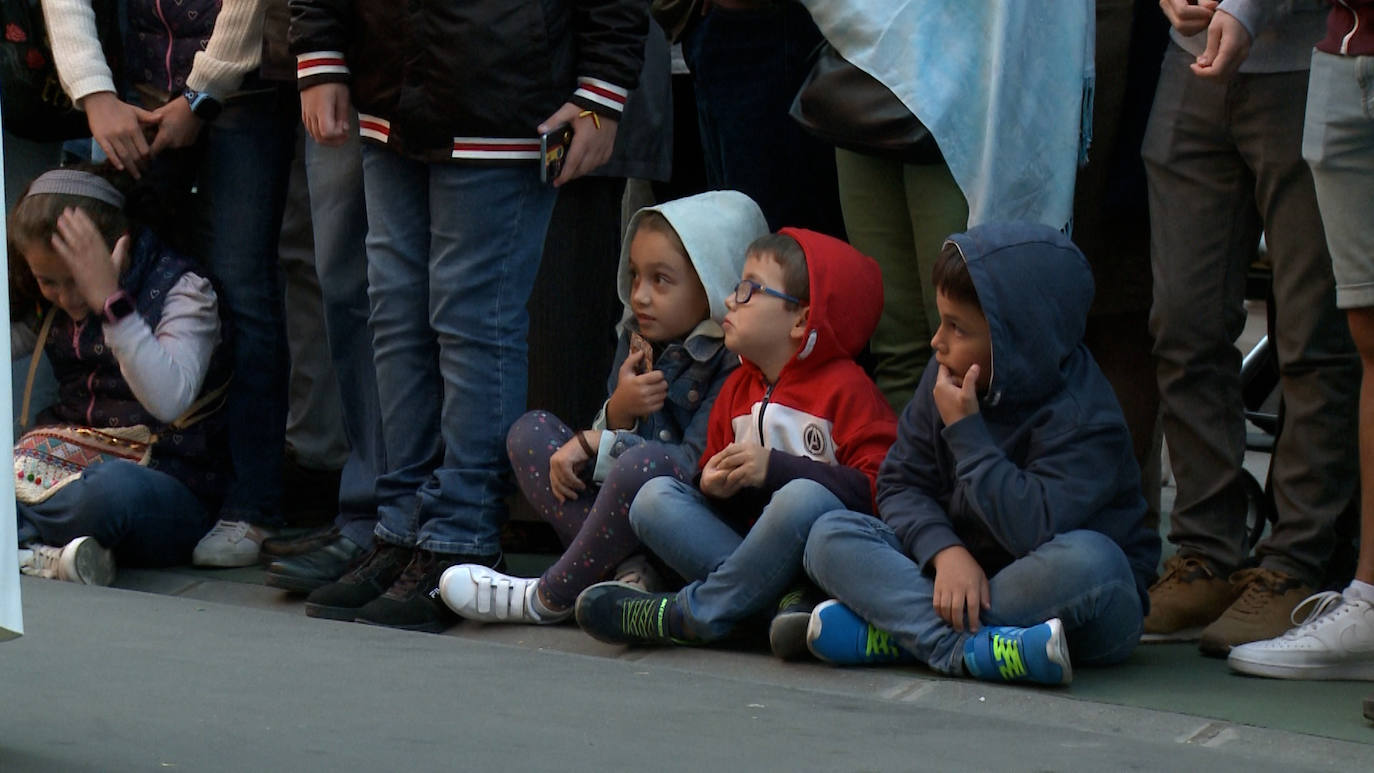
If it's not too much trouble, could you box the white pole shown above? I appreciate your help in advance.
[1,109,26,641]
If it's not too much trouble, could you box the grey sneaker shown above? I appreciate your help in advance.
[613,554,665,592]
[18,536,116,586]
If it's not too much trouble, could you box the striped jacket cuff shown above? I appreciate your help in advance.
[571,76,629,118]
[296,51,350,88]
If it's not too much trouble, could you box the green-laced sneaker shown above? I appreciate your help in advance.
[805,599,916,665]
[575,582,693,646]
[769,585,823,660]
[962,619,1072,686]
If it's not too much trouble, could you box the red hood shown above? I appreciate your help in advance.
[773,228,884,378]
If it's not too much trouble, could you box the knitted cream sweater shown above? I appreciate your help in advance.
[40,0,268,104]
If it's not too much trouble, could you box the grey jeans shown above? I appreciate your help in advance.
[1143,43,1359,585]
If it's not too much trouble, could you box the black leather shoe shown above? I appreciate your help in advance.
[304,543,413,621]
[355,550,503,633]
[264,533,367,593]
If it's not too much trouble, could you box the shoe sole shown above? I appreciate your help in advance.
[304,602,360,622]
[1045,618,1074,686]
[67,537,116,586]
[769,612,812,661]
[1227,658,1374,681]
[354,616,453,634]
[264,572,329,594]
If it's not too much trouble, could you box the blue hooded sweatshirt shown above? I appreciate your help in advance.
[877,223,1159,605]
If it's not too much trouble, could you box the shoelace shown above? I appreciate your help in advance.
[777,590,805,613]
[988,632,1028,680]
[387,551,434,598]
[1285,591,1345,632]
[17,544,62,579]
[205,520,251,543]
[1154,555,1212,589]
[1229,568,1299,615]
[864,625,903,659]
[619,596,667,640]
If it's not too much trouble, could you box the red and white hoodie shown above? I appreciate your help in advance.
[289,0,647,164]
[701,228,898,523]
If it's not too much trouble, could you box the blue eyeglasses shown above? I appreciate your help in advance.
[734,279,801,305]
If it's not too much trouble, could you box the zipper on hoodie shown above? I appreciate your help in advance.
[756,382,776,443]
[155,0,176,93]
[70,318,99,424]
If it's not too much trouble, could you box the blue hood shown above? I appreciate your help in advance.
[946,223,1095,409]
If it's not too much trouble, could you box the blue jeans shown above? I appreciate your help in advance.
[305,131,382,550]
[804,511,1144,674]
[362,147,558,555]
[185,89,297,526]
[16,461,209,566]
[630,477,844,641]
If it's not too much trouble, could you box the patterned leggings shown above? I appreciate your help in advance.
[506,410,691,609]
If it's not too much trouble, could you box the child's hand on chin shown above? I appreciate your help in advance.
[933,363,980,427]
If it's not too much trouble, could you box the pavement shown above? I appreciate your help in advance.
[1,556,1371,773]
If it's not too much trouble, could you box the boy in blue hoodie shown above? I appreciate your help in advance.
[802,223,1160,685]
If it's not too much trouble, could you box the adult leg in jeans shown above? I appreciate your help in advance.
[668,479,843,642]
[18,461,209,567]
[804,511,1143,674]
[365,152,558,556]
[198,89,298,530]
[306,129,381,551]
[835,149,968,413]
[681,3,844,236]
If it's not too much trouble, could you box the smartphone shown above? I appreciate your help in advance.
[540,123,573,184]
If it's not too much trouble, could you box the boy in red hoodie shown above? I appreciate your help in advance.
[574,230,897,653]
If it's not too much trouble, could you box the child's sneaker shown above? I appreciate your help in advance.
[192,519,275,568]
[769,585,822,660]
[439,564,570,624]
[1227,591,1374,680]
[612,553,665,592]
[574,582,691,646]
[17,536,116,586]
[805,599,916,665]
[962,619,1073,686]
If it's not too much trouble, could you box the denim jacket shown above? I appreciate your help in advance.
[590,319,737,481]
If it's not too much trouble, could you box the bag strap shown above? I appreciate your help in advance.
[18,309,56,431]
[166,372,233,431]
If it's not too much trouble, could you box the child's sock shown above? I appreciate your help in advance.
[532,582,571,619]
[1345,579,1374,603]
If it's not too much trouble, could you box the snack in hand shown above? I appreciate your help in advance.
[629,332,653,375]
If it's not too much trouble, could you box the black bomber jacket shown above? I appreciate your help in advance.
[288,0,648,163]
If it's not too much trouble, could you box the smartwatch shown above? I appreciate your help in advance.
[183,89,223,122]
[102,290,135,325]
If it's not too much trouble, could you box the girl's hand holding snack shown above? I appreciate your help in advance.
[605,347,667,429]
[51,207,131,314]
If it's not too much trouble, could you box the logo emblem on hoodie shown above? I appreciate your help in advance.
[803,423,828,457]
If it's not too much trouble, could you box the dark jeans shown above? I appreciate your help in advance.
[681,2,845,237]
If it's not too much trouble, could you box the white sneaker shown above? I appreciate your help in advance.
[438,564,570,624]
[192,520,273,568]
[1227,591,1374,680]
[613,554,665,592]
[18,536,116,586]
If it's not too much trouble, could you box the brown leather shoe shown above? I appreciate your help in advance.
[1142,555,1239,642]
[1199,567,1312,657]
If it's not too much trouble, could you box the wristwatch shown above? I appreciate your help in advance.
[182,89,223,122]
[102,290,135,325]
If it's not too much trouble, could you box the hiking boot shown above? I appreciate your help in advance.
[805,599,915,666]
[769,585,823,660]
[264,532,366,593]
[355,550,502,633]
[304,542,412,621]
[17,536,115,586]
[1227,590,1374,679]
[963,619,1073,686]
[192,519,279,568]
[439,564,570,625]
[1141,554,1238,642]
[575,582,690,646]
[1199,567,1312,657]
[612,553,665,592]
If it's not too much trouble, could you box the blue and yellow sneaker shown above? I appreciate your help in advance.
[574,581,693,646]
[806,599,916,665]
[962,618,1073,686]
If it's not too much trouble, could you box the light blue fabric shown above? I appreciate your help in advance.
[798,0,1095,231]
